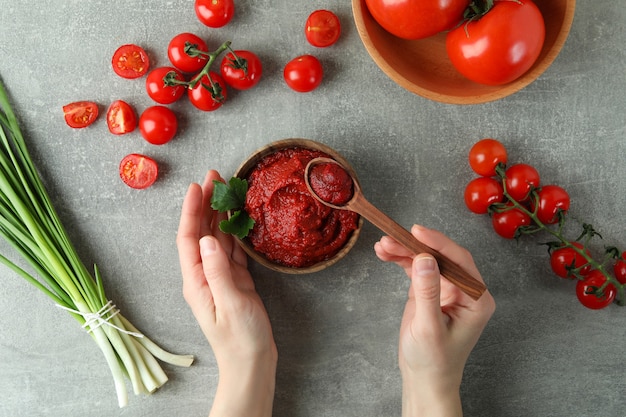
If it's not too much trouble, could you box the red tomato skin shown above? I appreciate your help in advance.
[550,242,592,279]
[491,205,531,239]
[63,101,99,128]
[167,33,209,73]
[111,44,150,79]
[188,72,228,112]
[446,0,545,85]
[220,50,263,90]
[365,0,469,40]
[614,251,626,285]
[576,270,617,310]
[139,106,178,145]
[106,100,136,135]
[195,0,234,28]
[534,185,570,225]
[145,67,186,105]
[469,138,508,177]
[305,9,341,48]
[505,163,540,202]
[283,55,323,93]
[464,177,504,214]
[119,154,158,189]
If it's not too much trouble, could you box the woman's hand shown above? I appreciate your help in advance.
[177,170,277,417]
[375,224,495,417]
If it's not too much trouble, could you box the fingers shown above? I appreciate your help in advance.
[199,235,239,309]
[411,255,446,327]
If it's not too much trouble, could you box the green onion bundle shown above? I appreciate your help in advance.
[0,79,193,407]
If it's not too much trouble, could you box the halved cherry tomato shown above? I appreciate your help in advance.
[111,44,150,79]
[505,163,540,202]
[284,55,323,93]
[167,32,209,74]
[533,185,570,225]
[138,106,178,145]
[491,204,531,239]
[195,0,234,28]
[305,10,341,48]
[119,154,158,189]
[63,101,99,128]
[188,72,228,111]
[464,177,504,214]
[468,138,508,177]
[576,270,617,310]
[145,66,186,104]
[106,100,136,135]
[613,251,626,285]
[550,242,592,279]
[220,50,263,90]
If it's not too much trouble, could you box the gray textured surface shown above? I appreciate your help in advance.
[1,1,625,416]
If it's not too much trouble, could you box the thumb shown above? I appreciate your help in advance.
[199,236,237,306]
[411,255,443,323]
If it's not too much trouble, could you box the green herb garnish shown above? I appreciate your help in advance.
[210,177,255,239]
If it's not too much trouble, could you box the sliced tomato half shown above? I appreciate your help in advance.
[63,101,99,128]
[112,44,150,79]
[106,100,136,135]
[119,154,158,189]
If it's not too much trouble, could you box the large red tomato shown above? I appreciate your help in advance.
[364,0,469,40]
[446,0,545,85]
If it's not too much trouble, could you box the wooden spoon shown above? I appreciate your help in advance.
[305,157,487,301]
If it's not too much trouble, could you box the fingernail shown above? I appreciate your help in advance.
[200,236,216,256]
[413,256,436,277]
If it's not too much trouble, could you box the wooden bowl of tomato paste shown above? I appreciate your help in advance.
[352,0,576,104]
[233,139,363,274]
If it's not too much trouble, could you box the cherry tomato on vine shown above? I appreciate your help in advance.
[613,251,626,285]
[111,44,150,79]
[468,138,508,177]
[505,163,540,202]
[188,72,228,112]
[145,67,186,104]
[220,50,262,90]
[533,185,570,225]
[550,242,592,279]
[167,32,209,74]
[119,154,158,190]
[106,100,136,135]
[446,0,545,85]
[491,204,531,239]
[576,270,617,310]
[195,0,234,28]
[464,177,504,214]
[63,101,99,129]
[139,106,178,145]
[364,0,469,40]
[305,10,341,48]
[284,55,323,93]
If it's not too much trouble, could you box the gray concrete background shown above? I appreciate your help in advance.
[0,1,624,416]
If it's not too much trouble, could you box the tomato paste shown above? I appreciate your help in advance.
[309,162,354,206]
[245,147,359,268]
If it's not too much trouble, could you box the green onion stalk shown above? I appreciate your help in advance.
[0,79,194,407]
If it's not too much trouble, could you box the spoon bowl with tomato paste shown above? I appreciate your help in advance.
[232,139,363,274]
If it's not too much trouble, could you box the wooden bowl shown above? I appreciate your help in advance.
[352,0,576,104]
[232,139,363,274]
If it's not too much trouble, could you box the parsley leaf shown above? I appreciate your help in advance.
[210,178,255,238]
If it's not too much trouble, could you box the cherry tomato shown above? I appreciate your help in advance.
[550,242,592,279]
[613,251,626,285]
[505,163,540,202]
[119,154,158,189]
[446,0,545,85]
[464,177,504,214]
[491,204,531,239]
[188,72,228,112]
[63,101,99,128]
[305,9,341,48]
[468,138,508,177]
[138,106,178,145]
[106,100,136,135]
[145,67,186,104]
[220,50,263,90]
[534,185,570,225]
[195,0,234,28]
[111,44,150,79]
[167,32,209,74]
[284,55,323,93]
[576,270,617,310]
[364,0,469,40]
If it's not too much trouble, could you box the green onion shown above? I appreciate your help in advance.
[0,78,194,407]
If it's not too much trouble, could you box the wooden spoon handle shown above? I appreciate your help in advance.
[352,194,487,300]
